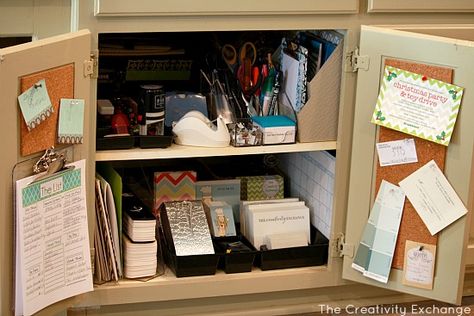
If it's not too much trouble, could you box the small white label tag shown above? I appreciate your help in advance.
[403,240,436,289]
[376,138,418,167]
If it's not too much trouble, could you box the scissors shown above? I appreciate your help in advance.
[222,42,257,69]
[222,42,259,94]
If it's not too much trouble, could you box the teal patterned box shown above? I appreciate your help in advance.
[239,175,284,201]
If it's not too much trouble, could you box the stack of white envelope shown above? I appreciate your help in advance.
[123,203,156,242]
[122,197,157,278]
[240,198,310,250]
[123,235,157,279]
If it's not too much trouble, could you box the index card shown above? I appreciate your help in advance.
[399,160,467,235]
[376,138,418,167]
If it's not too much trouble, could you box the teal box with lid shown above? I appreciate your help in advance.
[251,115,296,145]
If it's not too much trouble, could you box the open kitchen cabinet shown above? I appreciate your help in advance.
[77,10,474,313]
[84,9,359,307]
[81,26,351,312]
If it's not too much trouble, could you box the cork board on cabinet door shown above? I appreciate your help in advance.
[19,64,74,156]
[375,59,452,270]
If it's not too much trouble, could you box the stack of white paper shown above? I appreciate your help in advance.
[123,217,156,242]
[240,198,310,250]
[123,199,156,242]
[123,235,157,279]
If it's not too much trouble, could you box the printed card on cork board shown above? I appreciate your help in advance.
[19,64,74,156]
[374,58,452,270]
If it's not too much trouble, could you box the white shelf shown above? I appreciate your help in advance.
[76,265,332,307]
[95,141,337,161]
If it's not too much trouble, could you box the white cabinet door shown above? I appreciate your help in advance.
[0,29,92,316]
[368,0,474,12]
[94,0,359,16]
[343,25,474,304]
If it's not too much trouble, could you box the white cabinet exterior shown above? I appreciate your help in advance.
[368,0,474,13]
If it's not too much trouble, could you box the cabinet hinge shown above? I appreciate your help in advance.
[332,233,354,258]
[83,51,98,79]
[345,47,369,72]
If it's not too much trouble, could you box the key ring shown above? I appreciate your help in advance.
[33,147,66,174]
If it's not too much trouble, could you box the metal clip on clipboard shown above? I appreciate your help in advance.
[31,147,75,183]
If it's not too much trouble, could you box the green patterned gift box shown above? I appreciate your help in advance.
[238,175,284,201]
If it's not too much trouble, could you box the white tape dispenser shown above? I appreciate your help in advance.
[172,110,230,147]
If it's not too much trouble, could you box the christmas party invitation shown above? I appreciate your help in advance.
[371,66,463,146]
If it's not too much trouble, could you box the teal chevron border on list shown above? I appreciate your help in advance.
[371,65,463,146]
[22,169,81,207]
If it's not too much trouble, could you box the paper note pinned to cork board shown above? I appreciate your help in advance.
[371,65,464,147]
[58,98,84,144]
[352,180,405,284]
[19,64,74,156]
[17,79,53,131]
[399,160,467,236]
[403,240,437,290]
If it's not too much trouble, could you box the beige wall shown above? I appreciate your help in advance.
[0,0,71,39]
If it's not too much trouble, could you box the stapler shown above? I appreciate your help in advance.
[172,111,230,147]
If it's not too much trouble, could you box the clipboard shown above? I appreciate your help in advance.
[12,148,93,316]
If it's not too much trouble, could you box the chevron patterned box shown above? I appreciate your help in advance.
[239,175,284,201]
[153,171,197,215]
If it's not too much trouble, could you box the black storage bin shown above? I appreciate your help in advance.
[256,227,329,270]
[137,135,173,148]
[161,232,218,277]
[159,202,219,277]
[214,236,257,274]
[96,134,135,150]
[96,125,173,150]
[166,249,219,277]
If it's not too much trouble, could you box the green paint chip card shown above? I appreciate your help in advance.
[352,180,405,283]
